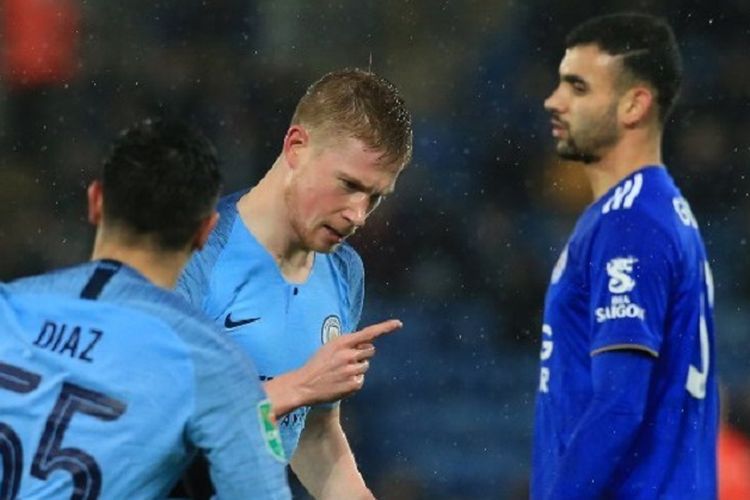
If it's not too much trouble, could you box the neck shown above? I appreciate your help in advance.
[584,128,663,200]
[90,233,190,289]
[236,156,314,281]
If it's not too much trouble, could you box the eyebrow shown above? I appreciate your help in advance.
[340,175,392,197]
[561,74,588,88]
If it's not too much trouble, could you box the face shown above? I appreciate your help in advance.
[544,44,623,163]
[284,129,402,253]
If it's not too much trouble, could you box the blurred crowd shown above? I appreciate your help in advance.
[2,1,749,497]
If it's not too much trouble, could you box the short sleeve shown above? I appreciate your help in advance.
[186,325,291,499]
[588,211,677,357]
[175,193,240,309]
[175,256,210,309]
[331,243,365,331]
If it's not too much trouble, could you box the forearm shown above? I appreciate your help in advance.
[291,409,372,500]
[263,371,308,419]
[547,350,654,499]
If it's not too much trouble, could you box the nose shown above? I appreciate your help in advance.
[343,193,368,228]
[544,86,563,114]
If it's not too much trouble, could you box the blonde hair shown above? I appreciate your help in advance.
[291,68,413,168]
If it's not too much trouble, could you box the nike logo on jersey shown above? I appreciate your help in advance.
[224,314,261,329]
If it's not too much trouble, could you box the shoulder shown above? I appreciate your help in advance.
[177,190,247,306]
[5,263,93,296]
[594,169,682,245]
[329,242,365,329]
[330,242,364,287]
[207,190,246,252]
[197,190,247,257]
[124,287,246,367]
[121,285,214,337]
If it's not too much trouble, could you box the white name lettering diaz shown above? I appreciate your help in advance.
[595,256,646,324]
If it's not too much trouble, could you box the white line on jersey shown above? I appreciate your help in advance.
[602,173,644,214]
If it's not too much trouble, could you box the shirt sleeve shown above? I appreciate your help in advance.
[175,195,238,309]
[547,350,655,499]
[175,250,214,310]
[332,243,365,332]
[186,325,291,500]
[588,210,677,357]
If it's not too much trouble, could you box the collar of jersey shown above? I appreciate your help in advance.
[230,204,320,287]
[590,164,667,211]
[90,258,150,284]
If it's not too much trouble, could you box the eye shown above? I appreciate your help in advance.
[572,81,587,94]
[341,179,358,192]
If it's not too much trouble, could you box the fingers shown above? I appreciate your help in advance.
[352,359,370,374]
[352,343,375,362]
[343,319,403,346]
[351,361,369,389]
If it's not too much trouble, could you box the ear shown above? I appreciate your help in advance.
[87,180,104,226]
[620,86,654,128]
[282,125,311,170]
[191,211,220,251]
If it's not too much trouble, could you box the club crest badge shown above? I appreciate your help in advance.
[321,315,342,344]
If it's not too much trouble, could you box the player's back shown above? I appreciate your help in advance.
[0,259,288,499]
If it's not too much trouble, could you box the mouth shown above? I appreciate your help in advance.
[323,225,351,243]
[550,118,567,138]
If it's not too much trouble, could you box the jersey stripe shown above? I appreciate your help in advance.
[80,260,122,300]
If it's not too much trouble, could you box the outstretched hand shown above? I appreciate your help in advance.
[296,319,403,406]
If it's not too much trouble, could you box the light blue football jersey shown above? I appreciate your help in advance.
[533,166,718,498]
[177,191,364,459]
[0,260,290,499]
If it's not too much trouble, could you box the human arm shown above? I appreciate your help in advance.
[546,349,655,499]
[188,334,291,500]
[290,406,373,499]
[263,319,402,417]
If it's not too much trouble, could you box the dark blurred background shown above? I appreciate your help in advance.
[2,1,750,498]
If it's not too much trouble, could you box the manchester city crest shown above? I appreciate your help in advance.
[321,315,342,344]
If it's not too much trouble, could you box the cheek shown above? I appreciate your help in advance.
[291,186,337,226]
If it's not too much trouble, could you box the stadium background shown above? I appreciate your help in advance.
[1,0,749,498]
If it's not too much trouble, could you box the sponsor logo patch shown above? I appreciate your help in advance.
[607,256,638,294]
[257,399,286,462]
[595,295,646,323]
[597,257,646,324]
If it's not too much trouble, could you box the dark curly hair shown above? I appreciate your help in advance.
[101,118,222,250]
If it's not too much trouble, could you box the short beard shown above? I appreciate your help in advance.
[554,101,619,164]
[556,140,601,164]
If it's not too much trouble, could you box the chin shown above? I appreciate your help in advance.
[557,144,598,164]
[323,241,342,253]
[308,238,340,254]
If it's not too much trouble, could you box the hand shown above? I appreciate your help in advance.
[296,319,402,406]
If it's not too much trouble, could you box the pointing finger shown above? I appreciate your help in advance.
[344,319,402,345]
